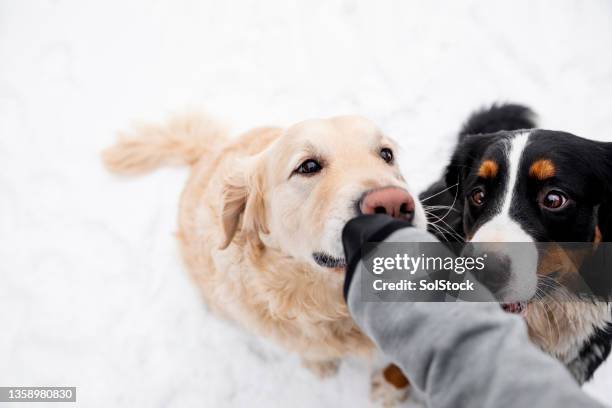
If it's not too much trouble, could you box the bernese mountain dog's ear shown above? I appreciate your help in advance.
[444,134,494,196]
[416,134,499,243]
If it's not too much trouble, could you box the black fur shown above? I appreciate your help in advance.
[568,322,612,383]
[459,103,537,140]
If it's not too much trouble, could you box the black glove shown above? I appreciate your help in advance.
[341,214,413,300]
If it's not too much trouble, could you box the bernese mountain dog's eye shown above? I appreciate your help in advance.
[380,148,394,164]
[295,159,322,176]
[470,187,485,206]
[539,189,568,210]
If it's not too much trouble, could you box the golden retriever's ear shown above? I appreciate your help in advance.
[219,159,268,249]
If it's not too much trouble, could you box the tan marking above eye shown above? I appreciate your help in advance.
[477,160,498,179]
[529,159,555,180]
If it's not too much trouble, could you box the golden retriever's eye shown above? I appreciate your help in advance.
[380,148,394,164]
[470,187,485,206]
[539,189,569,210]
[295,159,322,176]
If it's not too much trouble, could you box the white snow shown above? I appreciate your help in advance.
[1,0,612,406]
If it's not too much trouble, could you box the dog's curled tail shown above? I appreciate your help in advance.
[103,112,228,175]
[459,103,537,141]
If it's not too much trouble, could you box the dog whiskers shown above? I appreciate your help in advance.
[424,210,465,242]
[420,183,459,202]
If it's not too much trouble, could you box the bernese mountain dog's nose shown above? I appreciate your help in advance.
[360,187,415,221]
[473,253,512,296]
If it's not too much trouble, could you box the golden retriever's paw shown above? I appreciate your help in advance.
[370,365,410,407]
[301,358,340,379]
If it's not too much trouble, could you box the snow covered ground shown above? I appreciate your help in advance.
[1,0,612,406]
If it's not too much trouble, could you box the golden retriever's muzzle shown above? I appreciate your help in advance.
[313,188,416,270]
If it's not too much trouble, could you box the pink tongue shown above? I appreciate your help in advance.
[502,303,523,314]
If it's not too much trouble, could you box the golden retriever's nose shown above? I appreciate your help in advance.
[360,187,415,221]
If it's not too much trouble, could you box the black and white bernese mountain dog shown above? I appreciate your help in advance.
[421,104,612,383]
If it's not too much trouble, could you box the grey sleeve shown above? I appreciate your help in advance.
[346,229,606,408]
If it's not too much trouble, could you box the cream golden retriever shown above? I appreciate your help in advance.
[103,113,426,402]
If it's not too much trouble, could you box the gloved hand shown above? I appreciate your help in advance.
[341,214,605,408]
